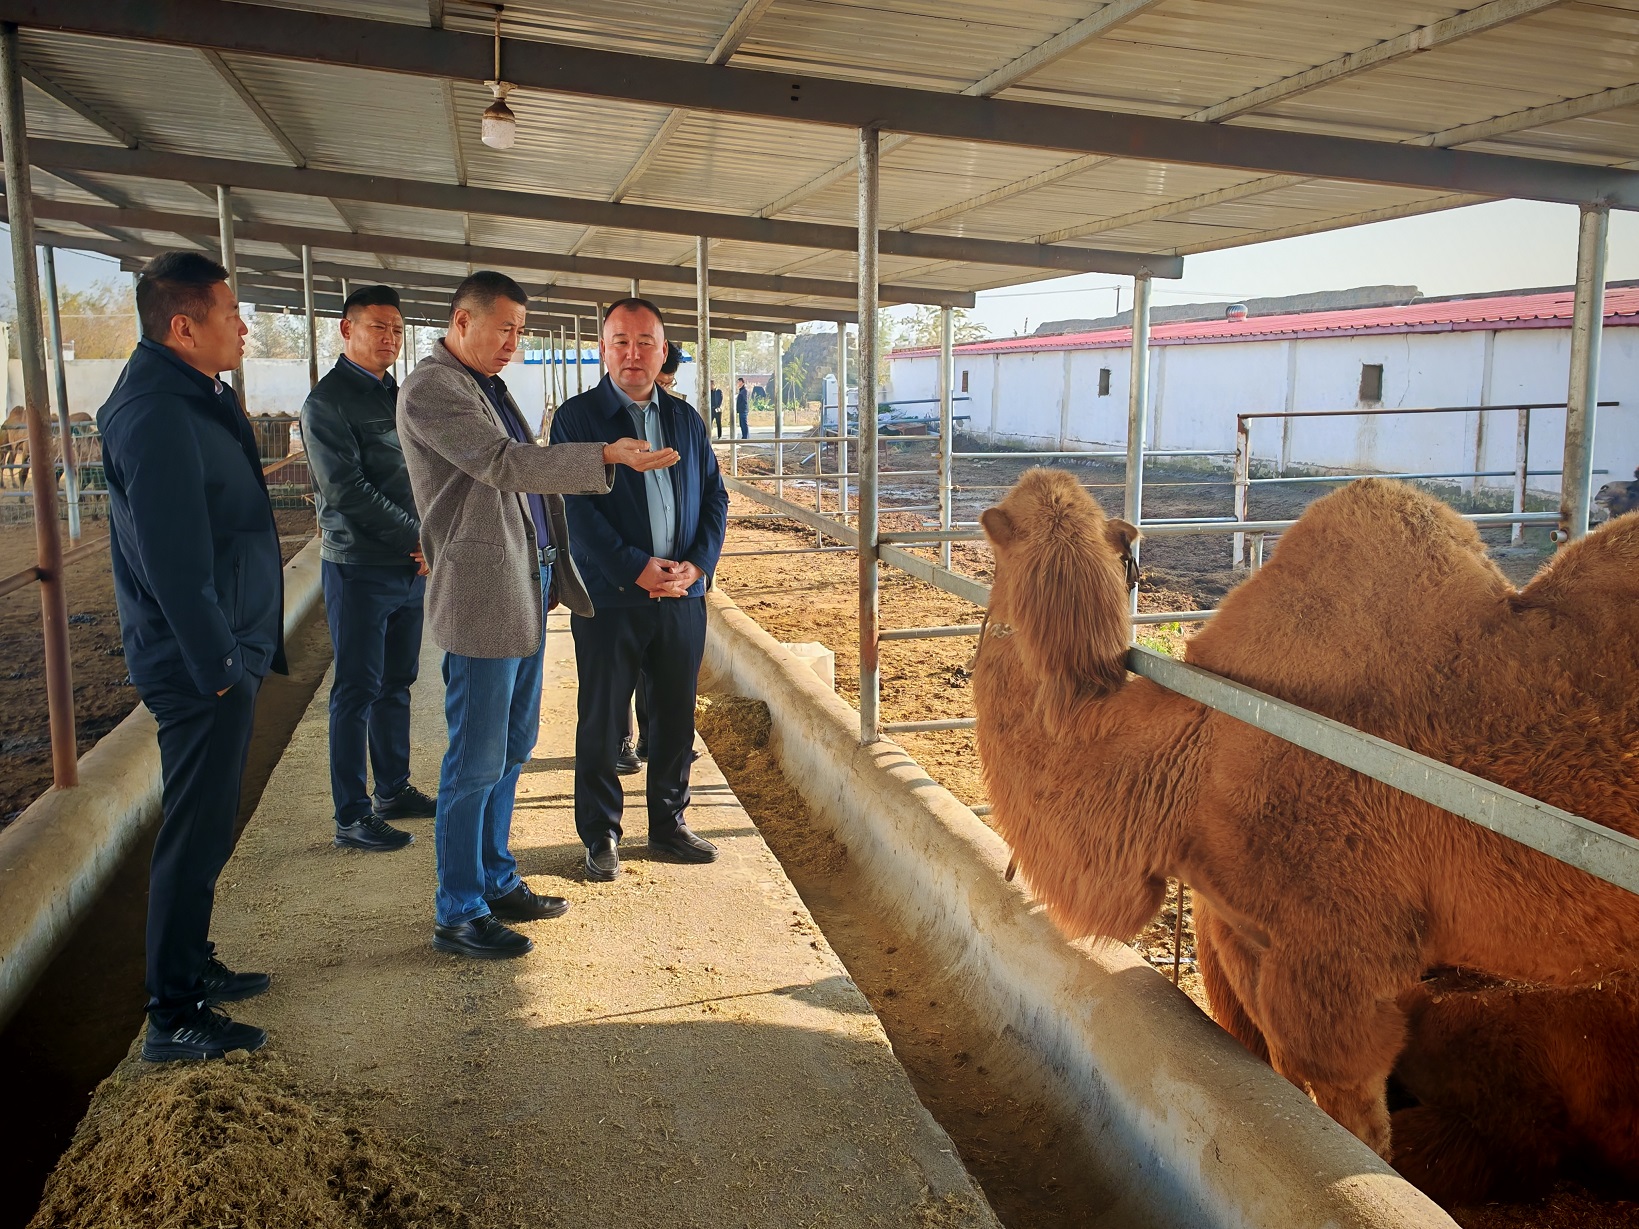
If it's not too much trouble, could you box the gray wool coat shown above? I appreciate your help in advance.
[397,341,613,659]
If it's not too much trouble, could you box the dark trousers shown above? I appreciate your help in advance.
[737,405,749,438]
[571,598,706,846]
[322,560,425,822]
[141,673,263,1024]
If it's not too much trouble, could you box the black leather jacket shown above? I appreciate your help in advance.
[301,357,421,566]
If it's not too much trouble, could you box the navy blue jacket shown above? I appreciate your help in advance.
[549,375,728,609]
[99,339,287,695]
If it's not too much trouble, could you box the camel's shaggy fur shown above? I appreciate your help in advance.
[1390,970,1639,1205]
[973,469,1639,1158]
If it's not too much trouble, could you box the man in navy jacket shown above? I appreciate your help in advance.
[100,251,285,1061]
[549,299,728,881]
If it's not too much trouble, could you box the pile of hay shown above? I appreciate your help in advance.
[30,1049,466,1229]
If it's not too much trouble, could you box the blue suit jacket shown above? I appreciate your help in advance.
[549,375,728,609]
[99,339,286,694]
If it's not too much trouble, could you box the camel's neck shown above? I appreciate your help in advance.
[981,664,1206,941]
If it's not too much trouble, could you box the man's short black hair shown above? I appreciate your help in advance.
[136,251,229,343]
[661,341,683,376]
[450,270,528,320]
[602,297,665,333]
[342,284,401,321]
[736,376,745,384]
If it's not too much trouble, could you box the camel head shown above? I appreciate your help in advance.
[1594,467,1639,522]
[979,468,1137,733]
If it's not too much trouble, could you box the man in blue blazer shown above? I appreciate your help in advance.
[550,299,729,881]
[99,251,285,1061]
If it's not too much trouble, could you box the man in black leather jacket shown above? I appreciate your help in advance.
[302,285,434,852]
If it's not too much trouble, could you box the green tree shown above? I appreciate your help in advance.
[892,305,988,350]
[49,278,140,359]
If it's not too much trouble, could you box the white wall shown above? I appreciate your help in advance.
[887,326,1639,494]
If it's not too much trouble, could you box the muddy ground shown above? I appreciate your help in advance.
[0,508,317,827]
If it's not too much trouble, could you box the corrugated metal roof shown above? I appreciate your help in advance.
[892,286,1639,357]
[17,0,1639,318]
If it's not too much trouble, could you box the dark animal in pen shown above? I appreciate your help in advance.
[1595,466,1639,521]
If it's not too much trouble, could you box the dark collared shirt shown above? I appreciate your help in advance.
[460,359,551,549]
[339,353,397,392]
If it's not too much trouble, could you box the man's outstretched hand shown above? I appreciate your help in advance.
[603,437,679,472]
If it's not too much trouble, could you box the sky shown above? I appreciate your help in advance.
[7,198,1639,340]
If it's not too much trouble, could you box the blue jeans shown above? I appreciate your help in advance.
[322,560,425,822]
[433,567,549,927]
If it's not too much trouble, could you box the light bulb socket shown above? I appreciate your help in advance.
[481,80,517,149]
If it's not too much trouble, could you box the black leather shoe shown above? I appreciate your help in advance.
[335,814,414,852]
[648,825,718,864]
[615,738,641,776]
[201,955,270,1004]
[487,881,570,922]
[373,783,437,820]
[142,1004,267,1062]
[634,737,649,762]
[431,914,533,960]
[585,838,621,882]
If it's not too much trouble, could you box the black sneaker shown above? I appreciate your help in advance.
[432,914,533,960]
[142,1003,268,1062]
[615,738,641,776]
[335,814,414,852]
[201,955,270,1004]
[373,783,437,820]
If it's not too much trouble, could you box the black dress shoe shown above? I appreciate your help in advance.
[142,1004,267,1062]
[432,914,533,960]
[335,814,414,852]
[634,737,649,762]
[585,838,621,882]
[487,881,570,922]
[648,825,718,864]
[615,738,641,776]
[373,783,437,820]
[201,955,270,1004]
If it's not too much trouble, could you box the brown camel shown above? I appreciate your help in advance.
[972,469,1639,1158]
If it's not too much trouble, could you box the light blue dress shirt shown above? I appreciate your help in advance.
[626,393,676,560]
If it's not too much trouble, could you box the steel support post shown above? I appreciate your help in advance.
[302,243,318,389]
[696,238,711,427]
[729,337,739,474]
[837,324,848,516]
[41,245,80,541]
[1124,273,1152,620]
[217,184,244,403]
[1561,204,1609,544]
[630,278,640,299]
[558,326,568,408]
[130,271,142,345]
[857,126,882,743]
[595,303,605,384]
[0,23,76,787]
[1512,407,1531,544]
[574,315,583,396]
[773,331,784,500]
[937,304,954,569]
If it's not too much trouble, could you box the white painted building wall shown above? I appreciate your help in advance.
[887,325,1639,493]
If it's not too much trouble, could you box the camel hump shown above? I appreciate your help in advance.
[1187,479,1505,707]
[1516,510,1639,611]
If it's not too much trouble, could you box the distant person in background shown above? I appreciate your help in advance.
[709,381,723,438]
[735,376,749,440]
[302,284,435,856]
[100,251,283,1061]
[550,298,728,883]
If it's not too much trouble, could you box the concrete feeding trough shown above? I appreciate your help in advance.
[704,588,1455,1229]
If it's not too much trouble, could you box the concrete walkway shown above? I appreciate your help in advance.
[210,612,997,1229]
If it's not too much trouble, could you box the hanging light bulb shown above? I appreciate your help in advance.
[481,8,517,150]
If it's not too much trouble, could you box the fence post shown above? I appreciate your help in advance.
[837,324,849,520]
[217,185,245,407]
[1561,203,1609,544]
[857,126,882,744]
[1512,406,1531,544]
[40,245,80,542]
[696,239,711,430]
[938,305,954,569]
[773,330,785,501]
[1124,273,1152,620]
[1233,415,1251,568]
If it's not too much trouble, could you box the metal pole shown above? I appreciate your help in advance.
[1233,415,1251,568]
[1,23,77,788]
[1561,204,1609,544]
[857,126,881,743]
[595,303,605,385]
[630,278,640,299]
[696,237,711,427]
[1124,272,1152,621]
[41,246,80,542]
[558,325,568,408]
[773,330,785,501]
[837,324,848,517]
[302,243,318,389]
[574,314,583,396]
[728,337,738,475]
[131,271,142,347]
[216,184,244,405]
[1512,406,1531,544]
[938,304,954,569]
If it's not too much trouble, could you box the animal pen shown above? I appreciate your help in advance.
[3,1,1639,1226]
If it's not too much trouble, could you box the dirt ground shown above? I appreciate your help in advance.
[0,508,317,826]
[711,441,1636,1226]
